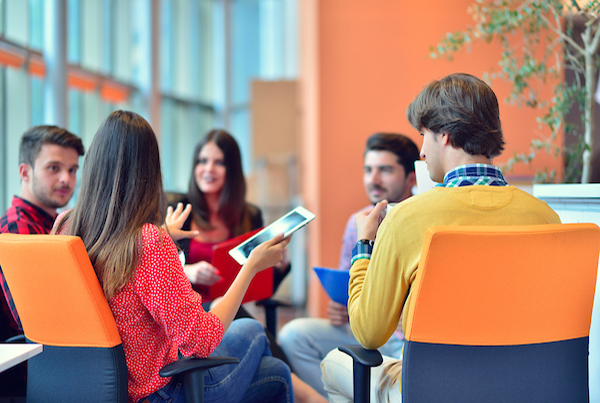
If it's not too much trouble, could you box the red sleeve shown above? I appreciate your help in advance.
[134,225,224,357]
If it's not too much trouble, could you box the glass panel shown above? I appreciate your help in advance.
[258,0,298,79]
[81,0,103,72]
[173,104,195,192]
[111,0,131,81]
[30,76,44,126]
[102,0,112,73]
[259,0,282,79]
[66,89,82,206]
[4,69,30,209]
[231,108,251,175]
[68,89,82,137]
[130,0,149,90]
[160,0,173,92]
[282,0,298,78]
[231,0,260,105]
[161,100,214,193]
[160,98,176,191]
[198,0,214,102]
[29,0,44,50]
[80,91,105,146]
[173,0,194,98]
[5,0,28,46]
[211,0,225,108]
[124,89,146,117]
[0,0,4,36]
[68,0,81,63]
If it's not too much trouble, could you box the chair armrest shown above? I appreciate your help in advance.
[255,298,291,309]
[4,334,26,343]
[160,356,239,403]
[159,356,239,377]
[338,345,383,367]
[338,345,383,403]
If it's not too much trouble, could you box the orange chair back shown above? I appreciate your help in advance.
[0,233,127,402]
[405,223,599,345]
[402,223,600,403]
[0,233,121,347]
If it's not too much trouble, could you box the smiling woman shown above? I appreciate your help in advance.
[165,129,327,402]
[168,129,278,296]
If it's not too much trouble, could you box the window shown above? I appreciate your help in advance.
[0,0,298,212]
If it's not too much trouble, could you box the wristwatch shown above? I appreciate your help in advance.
[357,239,374,247]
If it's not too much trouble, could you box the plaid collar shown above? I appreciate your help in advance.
[441,164,508,188]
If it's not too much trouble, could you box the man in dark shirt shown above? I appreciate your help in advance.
[1,126,84,340]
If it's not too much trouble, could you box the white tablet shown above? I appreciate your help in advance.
[228,206,315,265]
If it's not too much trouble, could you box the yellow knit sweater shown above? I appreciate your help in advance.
[348,185,561,349]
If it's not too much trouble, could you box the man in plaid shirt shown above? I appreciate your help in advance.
[0,126,84,341]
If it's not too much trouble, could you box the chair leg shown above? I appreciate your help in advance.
[353,359,371,403]
[255,299,291,338]
[182,369,206,403]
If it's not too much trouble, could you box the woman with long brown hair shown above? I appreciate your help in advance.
[54,111,293,403]
[168,129,290,293]
[168,129,327,403]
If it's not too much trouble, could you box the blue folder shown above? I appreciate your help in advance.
[313,267,350,305]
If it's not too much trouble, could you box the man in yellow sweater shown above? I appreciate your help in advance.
[320,73,560,403]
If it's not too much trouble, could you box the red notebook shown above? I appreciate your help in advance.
[209,228,274,303]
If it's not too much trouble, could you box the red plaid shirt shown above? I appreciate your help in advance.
[0,196,56,338]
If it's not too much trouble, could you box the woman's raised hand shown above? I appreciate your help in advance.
[164,202,200,241]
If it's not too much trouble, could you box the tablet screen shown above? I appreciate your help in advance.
[238,211,306,260]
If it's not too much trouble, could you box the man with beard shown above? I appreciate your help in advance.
[1,125,84,339]
[278,132,419,397]
[0,126,84,396]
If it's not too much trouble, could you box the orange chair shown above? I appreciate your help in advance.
[341,223,600,403]
[0,234,237,403]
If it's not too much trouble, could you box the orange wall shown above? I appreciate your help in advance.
[300,0,561,316]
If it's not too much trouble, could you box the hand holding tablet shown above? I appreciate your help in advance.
[228,206,315,265]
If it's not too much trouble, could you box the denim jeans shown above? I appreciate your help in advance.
[141,318,293,403]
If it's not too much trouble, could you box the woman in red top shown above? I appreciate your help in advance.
[54,110,293,403]
[167,129,290,298]
[167,130,327,402]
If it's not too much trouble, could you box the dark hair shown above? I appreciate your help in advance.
[187,129,249,235]
[19,125,85,166]
[406,73,505,158]
[365,133,420,174]
[54,110,165,298]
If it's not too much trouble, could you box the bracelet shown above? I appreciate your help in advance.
[357,239,374,247]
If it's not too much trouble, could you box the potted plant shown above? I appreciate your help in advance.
[431,0,599,183]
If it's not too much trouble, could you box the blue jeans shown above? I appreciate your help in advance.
[141,318,293,403]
